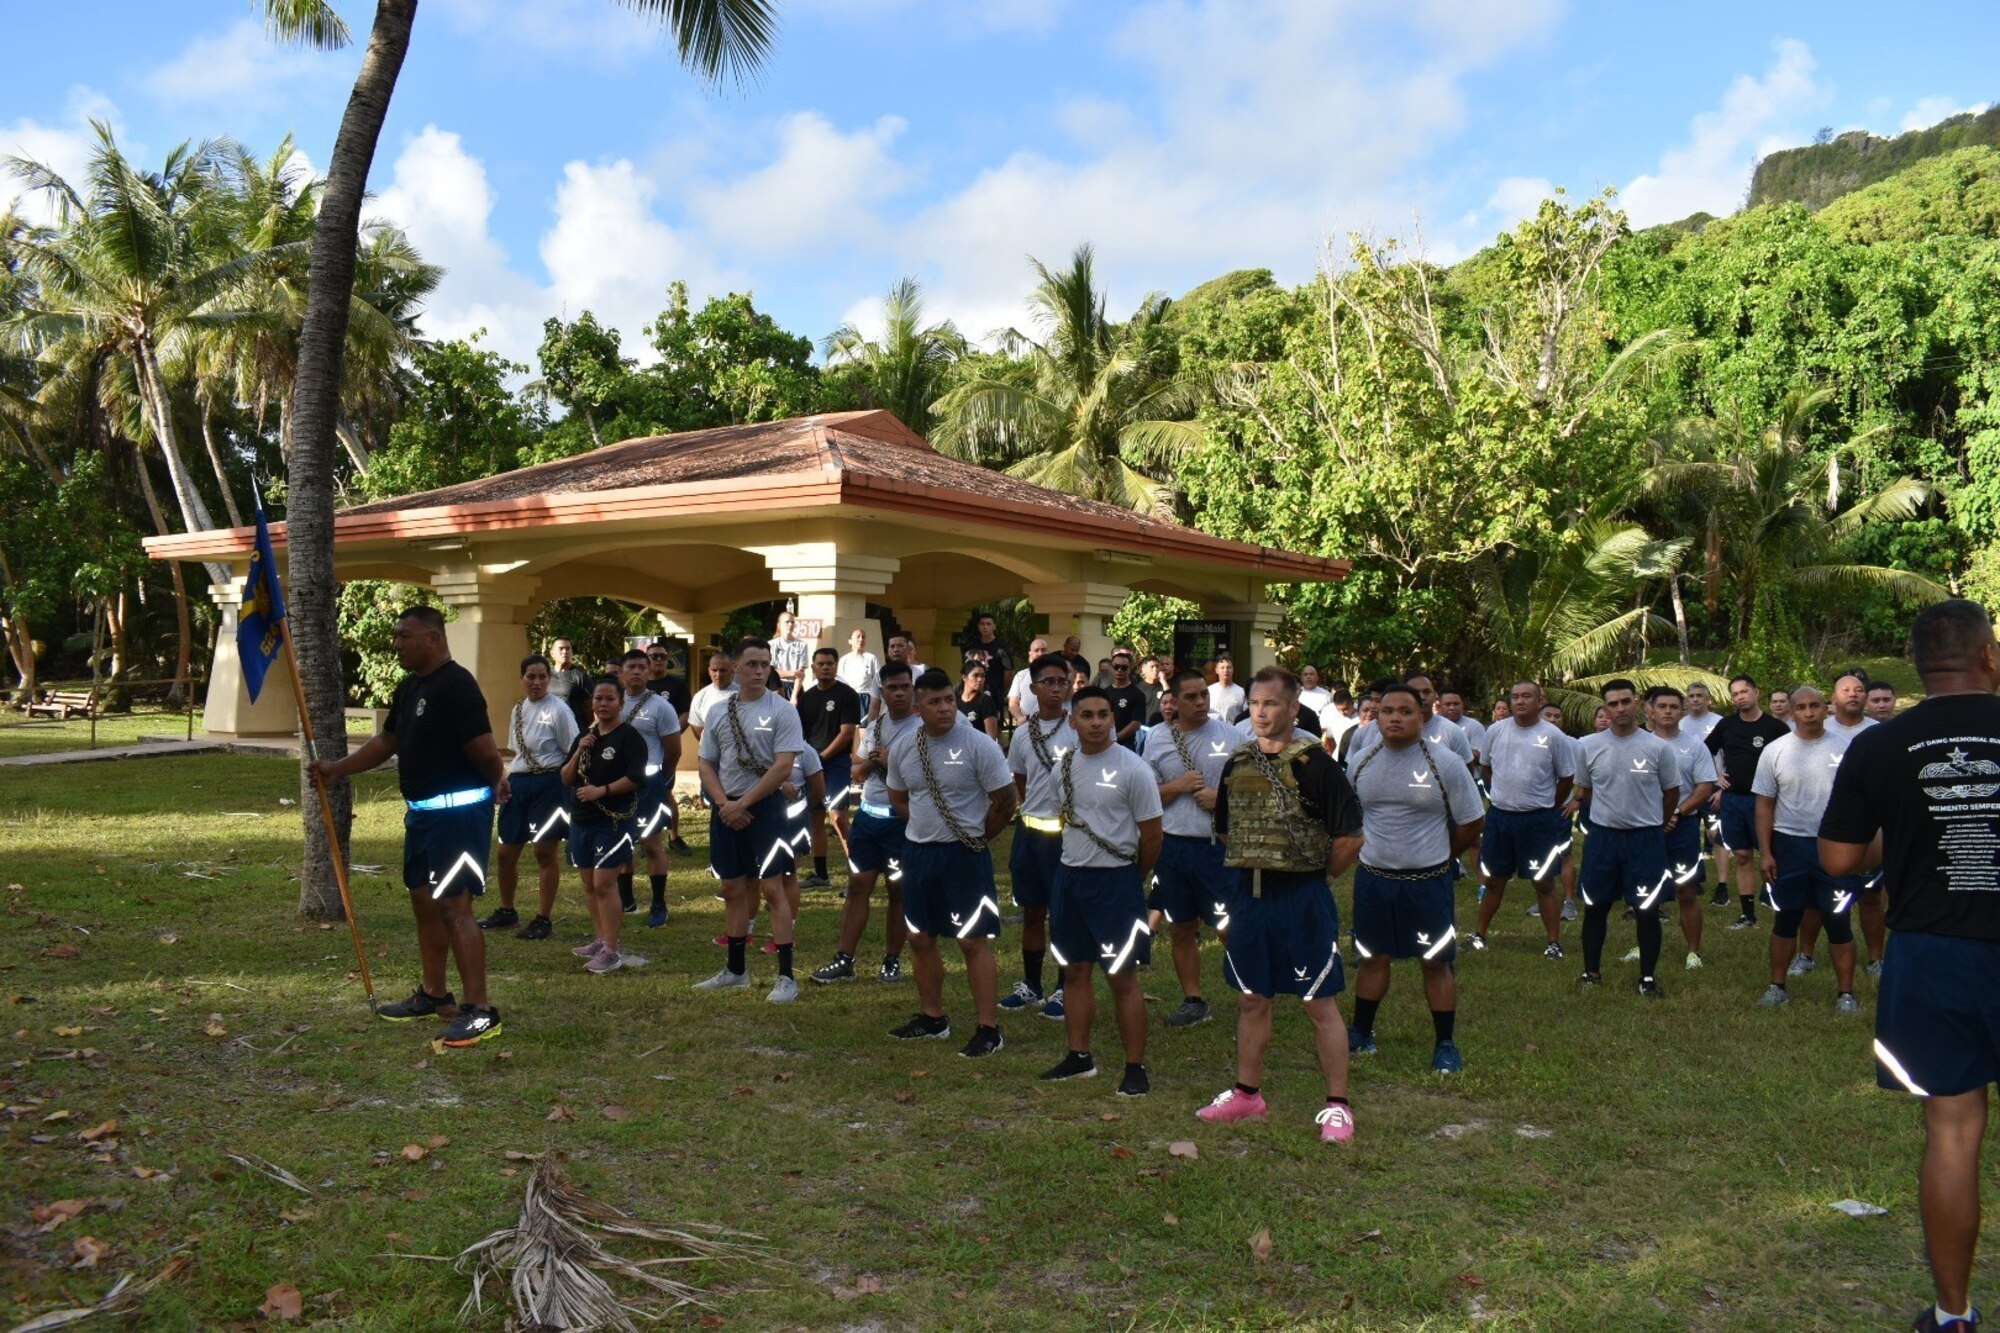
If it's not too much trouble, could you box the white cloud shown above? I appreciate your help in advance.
[428,0,666,61]
[145,20,346,109]
[1900,95,1990,133]
[1621,38,1825,228]
[690,113,909,258]
[0,87,125,225]
[1486,176,1556,228]
[792,0,1069,37]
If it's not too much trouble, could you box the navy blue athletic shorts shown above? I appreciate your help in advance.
[1353,864,1458,962]
[404,799,493,898]
[822,753,855,810]
[568,819,637,871]
[847,807,907,876]
[1664,815,1704,889]
[1479,806,1571,881]
[1768,831,1861,916]
[900,839,1001,939]
[498,771,568,846]
[1221,878,1345,1000]
[1580,824,1670,910]
[1717,790,1757,853]
[1051,863,1152,973]
[1008,824,1062,909]
[1148,834,1232,928]
[1876,931,2000,1097]
[635,770,674,838]
[709,793,790,881]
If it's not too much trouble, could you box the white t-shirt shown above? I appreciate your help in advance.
[1750,729,1855,838]
[687,682,737,735]
[1208,681,1247,721]
[507,697,580,773]
[837,651,881,700]
[1826,714,1878,742]
[1056,743,1164,868]
[886,718,1013,846]
[1006,667,1036,717]
[1298,686,1333,716]
[696,692,804,799]
[1322,709,1358,746]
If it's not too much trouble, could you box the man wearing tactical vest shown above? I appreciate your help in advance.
[1195,666,1365,1144]
[1346,683,1486,1072]
[1002,652,1080,1017]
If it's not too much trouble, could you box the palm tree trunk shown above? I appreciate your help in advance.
[1670,573,1691,664]
[335,413,371,470]
[200,405,246,528]
[0,549,35,702]
[133,338,230,586]
[133,450,196,705]
[287,0,416,921]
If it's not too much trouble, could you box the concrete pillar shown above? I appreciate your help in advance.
[1204,601,1287,674]
[433,570,539,740]
[893,606,970,673]
[203,576,299,738]
[753,544,899,671]
[1025,582,1130,673]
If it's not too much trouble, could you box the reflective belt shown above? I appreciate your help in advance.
[860,801,896,820]
[645,762,663,776]
[1021,814,1062,834]
[408,786,492,811]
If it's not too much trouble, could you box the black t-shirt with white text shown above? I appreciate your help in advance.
[1706,712,1791,791]
[796,680,863,753]
[385,660,492,802]
[956,690,1000,731]
[566,722,649,826]
[1105,683,1151,747]
[1214,746,1364,893]
[648,672,692,721]
[1821,693,2000,941]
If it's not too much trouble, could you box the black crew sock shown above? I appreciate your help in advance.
[1771,979,1786,991]
[1581,898,1612,972]
[777,943,794,979]
[1351,996,1381,1038]
[814,855,829,879]
[1431,1009,1456,1043]
[617,871,635,908]
[727,935,747,974]
[977,1024,999,1039]
[1185,993,1205,1005]
[1636,908,1664,976]
[649,874,666,910]
[1325,1094,1349,1107]
[1235,1081,1260,1098]
[1738,892,1756,921]
[1023,947,1046,993]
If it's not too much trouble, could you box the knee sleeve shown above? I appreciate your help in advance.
[1772,908,1804,940]
[1822,910,1855,946]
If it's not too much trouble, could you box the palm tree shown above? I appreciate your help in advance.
[1640,387,1949,643]
[264,0,778,920]
[822,277,965,437]
[931,244,1207,513]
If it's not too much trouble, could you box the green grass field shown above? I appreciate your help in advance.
[0,707,207,759]
[0,751,1960,1329]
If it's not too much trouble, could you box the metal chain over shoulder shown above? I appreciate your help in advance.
[915,730,987,851]
[1243,738,1335,870]
[725,697,769,778]
[1168,720,1201,778]
[579,726,638,822]
[1059,749,1134,862]
[1026,713,1063,771]
[512,702,559,775]
[1349,735,1458,825]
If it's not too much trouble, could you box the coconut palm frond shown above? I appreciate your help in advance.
[1790,562,1952,602]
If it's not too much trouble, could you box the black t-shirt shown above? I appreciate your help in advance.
[1215,746,1364,892]
[648,672,691,720]
[797,680,863,753]
[1706,711,1791,791]
[1297,702,1323,736]
[385,660,492,802]
[964,636,1015,706]
[566,722,649,825]
[1821,694,2000,941]
[956,690,1000,731]
[547,666,594,726]
[1105,684,1150,746]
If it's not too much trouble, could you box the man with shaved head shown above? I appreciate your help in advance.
[1751,686,1861,1013]
[1471,679,1576,958]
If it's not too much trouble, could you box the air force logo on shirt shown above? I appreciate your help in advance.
[1534,734,1550,748]
[1631,757,1651,773]
[1096,765,1120,790]
[1209,740,1231,755]
[755,714,773,731]
[946,747,966,766]
[1409,769,1432,789]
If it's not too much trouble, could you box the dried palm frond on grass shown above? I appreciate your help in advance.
[8,1254,192,1332]
[448,1157,785,1330]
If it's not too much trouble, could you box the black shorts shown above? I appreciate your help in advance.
[403,800,493,899]
[709,793,790,882]
[1221,878,1344,1000]
[1008,824,1062,909]
[1580,824,1669,910]
[1148,835,1231,928]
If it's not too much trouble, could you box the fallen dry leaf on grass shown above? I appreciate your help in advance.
[1099,1113,1123,1122]
[71,1234,110,1268]
[79,1119,118,1142]
[42,943,77,959]
[1168,1141,1199,1160]
[545,1105,575,1123]
[53,1025,82,1037]
[260,1282,304,1320]
[892,1089,916,1105]
[203,1016,227,1038]
[399,1144,426,1163]
[426,1134,450,1149]
[1109,1145,1134,1160]
[1249,1226,1273,1263]
[600,1104,630,1121]
[1163,1213,1179,1226]
[503,1150,540,1162]
[32,1198,92,1232]
[42,1108,74,1123]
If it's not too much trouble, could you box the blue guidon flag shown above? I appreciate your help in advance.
[237,498,287,702]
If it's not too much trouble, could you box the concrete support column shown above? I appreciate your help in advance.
[1205,601,1287,674]
[753,544,900,667]
[203,575,299,738]
[1025,582,1130,672]
[660,610,732,659]
[433,570,539,740]
[893,606,971,673]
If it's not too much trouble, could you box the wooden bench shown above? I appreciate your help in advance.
[23,689,99,720]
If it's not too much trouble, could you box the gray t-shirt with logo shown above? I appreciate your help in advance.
[1455,716,1488,760]
[1142,718,1239,838]
[887,718,1013,846]
[1655,727,1719,797]
[1826,714,1878,743]
[1058,743,1165,868]
[1751,730,1856,837]
[1348,717,1475,769]
[1007,713,1079,820]
[1576,729,1679,829]
[618,690,682,772]
[1484,718,1577,812]
[856,711,921,810]
[1349,739,1483,870]
[696,693,805,798]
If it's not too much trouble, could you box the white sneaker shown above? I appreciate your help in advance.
[1787,954,1816,977]
[1756,983,1789,1008]
[1685,951,1703,970]
[1621,947,1641,963]
[767,975,799,1004]
[693,968,750,991]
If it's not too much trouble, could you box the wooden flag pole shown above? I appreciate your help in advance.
[278,617,375,1006]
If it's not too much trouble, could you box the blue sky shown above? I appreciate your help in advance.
[5,0,1995,371]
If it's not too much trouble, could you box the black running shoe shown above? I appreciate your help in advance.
[1117,1064,1150,1097]
[1163,997,1212,1028]
[1638,978,1666,1000]
[515,916,553,941]
[1710,884,1728,907]
[799,873,832,890]
[811,954,856,985]
[440,1005,503,1046]
[878,956,903,983]
[1913,1306,1982,1332]
[1039,1050,1097,1081]
[377,986,454,1021]
[669,836,693,856]
[959,1026,1004,1059]
[889,1012,951,1041]
[477,907,519,930]
[1574,972,1602,989]
[620,898,640,915]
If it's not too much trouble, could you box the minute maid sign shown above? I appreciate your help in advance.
[1174,620,1233,670]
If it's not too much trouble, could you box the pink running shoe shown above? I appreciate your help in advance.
[571,939,605,958]
[761,939,781,955]
[585,950,623,974]
[1316,1103,1356,1144]
[1195,1088,1268,1124]
[712,933,757,949]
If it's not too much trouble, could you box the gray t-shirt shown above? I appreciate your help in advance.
[1654,727,1718,799]
[508,697,580,774]
[1007,712,1079,820]
[887,718,1013,846]
[1057,743,1165,868]
[687,682,736,734]
[1750,729,1855,837]
[1142,718,1238,838]
[1454,716,1488,759]
[1575,729,1679,829]
[696,692,805,798]
[1483,718,1577,812]
[618,690,682,772]
[856,710,920,810]
[1349,738,1484,870]
[1348,718,1475,768]
[1208,681,1247,721]
[1681,710,1721,746]
[1826,714,1878,743]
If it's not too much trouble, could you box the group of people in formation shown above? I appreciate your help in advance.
[311,606,1897,1144]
